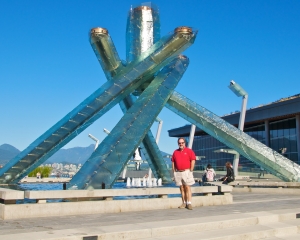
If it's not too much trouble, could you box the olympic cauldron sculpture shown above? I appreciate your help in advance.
[1,4,300,189]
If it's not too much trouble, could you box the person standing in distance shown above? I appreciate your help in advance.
[172,137,196,210]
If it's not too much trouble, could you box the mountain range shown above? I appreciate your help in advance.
[0,144,95,166]
[0,144,21,166]
[0,144,171,167]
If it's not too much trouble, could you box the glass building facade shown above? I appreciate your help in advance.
[269,118,298,163]
[190,117,298,171]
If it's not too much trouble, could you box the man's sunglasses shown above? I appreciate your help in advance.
[178,142,185,145]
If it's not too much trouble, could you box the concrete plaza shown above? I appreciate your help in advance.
[1,191,300,239]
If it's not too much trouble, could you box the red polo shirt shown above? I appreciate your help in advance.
[172,147,196,170]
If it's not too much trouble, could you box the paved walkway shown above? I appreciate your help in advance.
[1,192,300,239]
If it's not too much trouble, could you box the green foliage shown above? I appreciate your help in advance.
[28,166,52,178]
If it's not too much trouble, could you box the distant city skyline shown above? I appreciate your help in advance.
[1,0,299,155]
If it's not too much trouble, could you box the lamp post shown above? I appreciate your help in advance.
[155,117,163,144]
[228,80,248,177]
[188,124,196,149]
[88,134,100,151]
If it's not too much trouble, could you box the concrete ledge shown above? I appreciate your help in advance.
[229,181,300,188]
[25,186,219,200]
[235,175,250,180]
[0,194,232,219]
[0,188,24,203]
[218,185,233,193]
[233,187,300,194]
[203,182,233,193]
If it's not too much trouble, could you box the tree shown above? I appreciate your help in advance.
[28,166,52,178]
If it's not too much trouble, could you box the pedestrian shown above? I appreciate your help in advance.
[202,164,216,183]
[172,137,196,210]
[220,162,235,184]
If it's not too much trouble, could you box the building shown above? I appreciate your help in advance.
[168,94,300,171]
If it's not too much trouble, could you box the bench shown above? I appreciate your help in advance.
[24,186,219,203]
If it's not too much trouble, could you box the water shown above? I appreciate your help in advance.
[20,183,63,191]
[17,182,177,191]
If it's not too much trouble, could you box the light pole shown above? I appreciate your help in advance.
[155,117,163,144]
[103,128,110,135]
[188,124,196,149]
[228,80,248,176]
[88,134,100,151]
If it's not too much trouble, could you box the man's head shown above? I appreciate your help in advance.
[177,137,186,150]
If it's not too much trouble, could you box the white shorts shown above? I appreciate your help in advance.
[174,170,195,186]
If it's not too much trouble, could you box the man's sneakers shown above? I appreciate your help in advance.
[187,203,193,210]
[178,203,193,210]
[178,203,186,209]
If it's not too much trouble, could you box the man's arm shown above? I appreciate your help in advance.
[172,161,175,172]
[190,160,195,172]
[189,149,196,172]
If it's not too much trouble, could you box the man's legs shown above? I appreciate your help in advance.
[180,185,186,203]
[178,171,194,209]
[184,185,192,202]
[184,185,193,210]
[178,185,187,208]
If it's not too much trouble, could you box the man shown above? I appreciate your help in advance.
[172,137,196,210]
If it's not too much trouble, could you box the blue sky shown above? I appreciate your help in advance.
[0,0,299,155]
